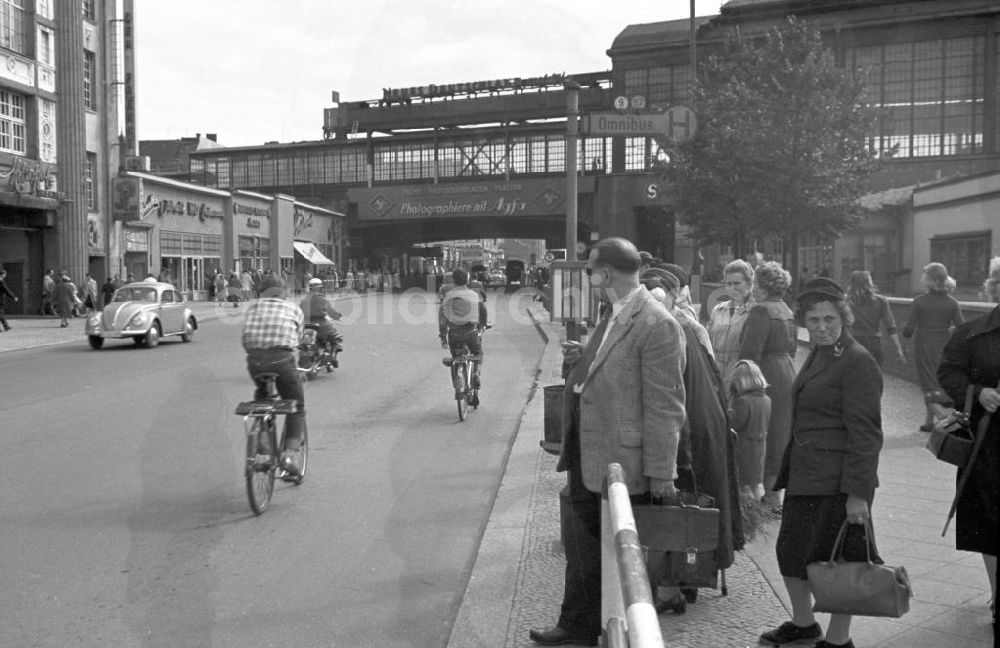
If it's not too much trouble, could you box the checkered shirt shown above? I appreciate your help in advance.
[242,298,304,351]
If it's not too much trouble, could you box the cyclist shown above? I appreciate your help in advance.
[241,275,306,476]
[299,277,344,360]
[439,269,488,390]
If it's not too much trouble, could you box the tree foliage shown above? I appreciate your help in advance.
[664,18,884,258]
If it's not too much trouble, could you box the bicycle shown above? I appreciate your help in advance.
[441,324,489,421]
[234,372,309,515]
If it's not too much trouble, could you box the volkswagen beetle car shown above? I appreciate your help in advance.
[85,281,197,350]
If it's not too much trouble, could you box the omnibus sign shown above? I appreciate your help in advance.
[581,105,696,144]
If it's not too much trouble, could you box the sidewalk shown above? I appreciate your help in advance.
[448,308,995,648]
[0,300,234,353]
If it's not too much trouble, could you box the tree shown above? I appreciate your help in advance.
[665,17,885,263]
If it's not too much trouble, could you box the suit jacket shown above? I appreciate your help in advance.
[558,287,687,494]
[774,331,883,500]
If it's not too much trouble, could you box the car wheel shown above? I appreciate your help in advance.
[180,318,195,342]
[144,322,161,348]
[88,335,104,350]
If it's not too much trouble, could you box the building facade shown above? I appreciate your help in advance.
[110,171,344,298]
[177,0,1000,296]
[0,0,137,315]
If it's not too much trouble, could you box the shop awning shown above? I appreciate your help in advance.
[293,241,335,265]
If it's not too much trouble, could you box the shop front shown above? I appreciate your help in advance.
[0,154,60,315]
[231,191,273,275]
[290,201,342,289]
[114,172,228,299]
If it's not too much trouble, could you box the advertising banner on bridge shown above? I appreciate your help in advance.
[351,177,593,221]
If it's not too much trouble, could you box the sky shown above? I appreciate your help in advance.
[135,0,724,147]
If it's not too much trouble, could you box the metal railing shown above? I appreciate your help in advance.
[601,462,664,648]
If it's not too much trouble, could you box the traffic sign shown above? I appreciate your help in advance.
[662,105,697,145]
[613,96,629,111]
[581,105,697,144]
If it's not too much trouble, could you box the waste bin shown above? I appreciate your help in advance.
[541,384,565,455]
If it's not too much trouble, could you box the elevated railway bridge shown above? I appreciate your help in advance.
[187,72,688,271]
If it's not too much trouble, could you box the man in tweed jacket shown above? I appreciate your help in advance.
[530,237,687,646]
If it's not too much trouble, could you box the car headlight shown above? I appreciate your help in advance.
[128,313,146,328]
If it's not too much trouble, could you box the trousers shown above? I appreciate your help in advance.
[245,348,306,449]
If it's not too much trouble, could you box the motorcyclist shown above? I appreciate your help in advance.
[241,275,306,475]
[299,277,343,360]
[439,269,488,388]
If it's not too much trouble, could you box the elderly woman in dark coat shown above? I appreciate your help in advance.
[936,256,1000,624]
[739,261,797,511]
[757,279,883,648]
[641,266,743,614]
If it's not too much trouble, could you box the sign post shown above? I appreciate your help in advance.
[564,79,582,341]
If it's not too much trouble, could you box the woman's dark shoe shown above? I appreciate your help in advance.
[528,626,598,646]
[759,621,823,646]
[654,593,686,614]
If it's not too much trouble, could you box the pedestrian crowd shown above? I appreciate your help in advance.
[529,237,996,648]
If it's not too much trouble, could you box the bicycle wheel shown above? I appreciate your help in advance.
[245,416,276,515]
[456,363,469,421]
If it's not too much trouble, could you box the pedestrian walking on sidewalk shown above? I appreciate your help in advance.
[41,269,55,315]
[101,276,116,308]
[529,238,687,647]
[0,268,18,331]
[758,278,884,648]
[847,270,906,367]
[640,265,743,614]
[52,275,82,328]
[936,256,1000,628]
[903,262,963,432]
[739,261,796,512]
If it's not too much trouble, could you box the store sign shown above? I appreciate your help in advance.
[112,177,140,221]
[0,156,57,196]
[294,209,314,236]
[234,202,271,218]
[352,178,583,221]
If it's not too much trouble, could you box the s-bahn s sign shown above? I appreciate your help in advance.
[581,105,697,145]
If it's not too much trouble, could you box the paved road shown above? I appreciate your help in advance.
[0,291,544,648]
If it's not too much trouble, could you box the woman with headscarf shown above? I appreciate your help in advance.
[903,262,964,431]
[640,266,743,613]
[739,261,797,512]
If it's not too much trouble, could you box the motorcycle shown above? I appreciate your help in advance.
[298,318,342,380]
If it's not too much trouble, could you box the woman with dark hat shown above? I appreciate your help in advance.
[936,257,1000,626]
[757,278,884,648]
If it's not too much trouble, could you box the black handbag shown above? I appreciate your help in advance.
[633,490,721,589]
[807,519,912,618]
[926,385,974,467]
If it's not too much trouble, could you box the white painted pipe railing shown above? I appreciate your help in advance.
[601,462,664,648]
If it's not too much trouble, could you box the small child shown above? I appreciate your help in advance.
[728,359,772,503]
